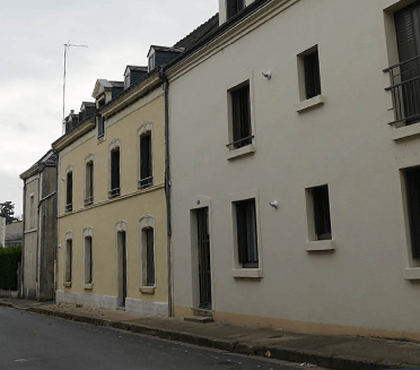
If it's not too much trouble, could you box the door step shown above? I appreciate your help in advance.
[184,316,213,324]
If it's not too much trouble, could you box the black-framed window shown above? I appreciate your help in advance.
[235,199,258,268]
[139,133,153,189]
[109,148,120,198]
[405,167,420,259]
[303,49,321,100]
[227,0,245,19]
[85,161,94,205]
[229,82,252,149]
[65,171,73,212]
[97,115,104,138]
[143,228,155,286]
[311,185,332,240]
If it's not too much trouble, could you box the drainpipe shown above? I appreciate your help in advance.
[20,181,27,298]
[53,151,59,302]
[159,67,173,317]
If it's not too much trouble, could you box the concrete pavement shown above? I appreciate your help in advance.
[1,298,419,370]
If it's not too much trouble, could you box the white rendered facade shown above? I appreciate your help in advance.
[168,0,420,340]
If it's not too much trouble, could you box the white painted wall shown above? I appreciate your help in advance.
[169,0,420,336]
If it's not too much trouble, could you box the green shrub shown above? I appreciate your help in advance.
[0,246,21,290]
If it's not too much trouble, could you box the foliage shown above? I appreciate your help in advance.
[0,246,21,290]
[0,201,18,225]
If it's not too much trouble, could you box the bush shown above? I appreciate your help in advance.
[0,246,21,290]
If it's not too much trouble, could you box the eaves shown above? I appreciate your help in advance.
[166,0,300,81]
[99,72,162,119]
[52,120,95,153]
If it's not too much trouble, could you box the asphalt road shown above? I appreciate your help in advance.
[0,307,318,370]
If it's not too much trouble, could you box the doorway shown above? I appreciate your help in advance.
[117,231,127,308]
[196,207,212,310]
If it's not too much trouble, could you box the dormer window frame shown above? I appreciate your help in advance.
[148,49,155,72]
[227,0,245,19]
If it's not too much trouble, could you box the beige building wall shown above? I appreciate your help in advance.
[168,0,420,340]
[55,88,168,315]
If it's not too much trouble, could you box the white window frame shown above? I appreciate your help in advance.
[138,215,156,294]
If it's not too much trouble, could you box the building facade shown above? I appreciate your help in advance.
[52,70,169,315]
[166,0,420,341]
[20,150,57,300]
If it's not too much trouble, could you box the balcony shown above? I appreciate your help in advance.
[384,55,420,126]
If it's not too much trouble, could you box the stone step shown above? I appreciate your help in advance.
[183,316,214,324]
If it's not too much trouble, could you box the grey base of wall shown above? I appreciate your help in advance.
[56,290,168,317]
[0,289,18,298]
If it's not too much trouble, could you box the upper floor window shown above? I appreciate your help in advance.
[109,148,120,198]
[303,49,321,100]
[85,161,94,206]
[385,2,420,125]
[227,0,245,19]
[139,133,153,189]
[227,82,252,150]
[97,115,105,138]
[65,171,73,212]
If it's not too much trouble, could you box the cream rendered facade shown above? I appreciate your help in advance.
[53,79,168,316]
[168,0,420,340]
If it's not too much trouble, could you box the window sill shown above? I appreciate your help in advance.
[227,143,255,161]
[306,240,335,252]
[83,283,93,290]
[296,95,325,113]
[63,281,72,288]
[391,123,420,141]
[232,268,263,279]
[403,268,420,280]
[140,285,156,294]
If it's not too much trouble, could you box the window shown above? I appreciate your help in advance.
[85,161,94,206]
[65,171,73,212]
[228,82,252,150]
[142,228,155,286]
[227,0,244,19]
[29,194,35,229]
[404,167,420,259]
[385,2,420,125]
[307,185,332,241]
[139,133,153,189]
[65,239,72,284]
[234,199,258,268]
[139,215,156,292]
[84,236,93,286]
[109,148,120,198]
[303,49,321,100]
[97,115,104,138]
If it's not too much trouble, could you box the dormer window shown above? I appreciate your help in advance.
[227,0,244,19]
[148,49,155,72]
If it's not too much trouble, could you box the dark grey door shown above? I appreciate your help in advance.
[196,208,211,310]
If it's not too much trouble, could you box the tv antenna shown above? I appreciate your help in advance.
[62,41,88,127]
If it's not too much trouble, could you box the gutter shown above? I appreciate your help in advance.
[159,67,173,317]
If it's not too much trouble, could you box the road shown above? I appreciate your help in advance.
[0,307,318,370]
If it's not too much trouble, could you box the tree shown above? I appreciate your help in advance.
[0,201,18,225]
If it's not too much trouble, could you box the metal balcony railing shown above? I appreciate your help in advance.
[384,55,420,125]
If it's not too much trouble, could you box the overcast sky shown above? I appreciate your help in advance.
[0,0,218,217]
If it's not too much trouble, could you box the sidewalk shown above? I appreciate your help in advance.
[1,298,419,370]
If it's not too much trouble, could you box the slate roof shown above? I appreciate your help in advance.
[174,13,219,50]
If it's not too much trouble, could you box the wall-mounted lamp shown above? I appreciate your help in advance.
[61,178,65,182]
[262,70,272,80]
[269,200,278,209]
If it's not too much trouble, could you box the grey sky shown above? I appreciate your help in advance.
[0,0,218,216]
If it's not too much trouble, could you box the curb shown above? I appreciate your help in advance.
[17,306,416,370]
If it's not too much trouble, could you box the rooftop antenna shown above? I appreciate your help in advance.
[62,40,88,132]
